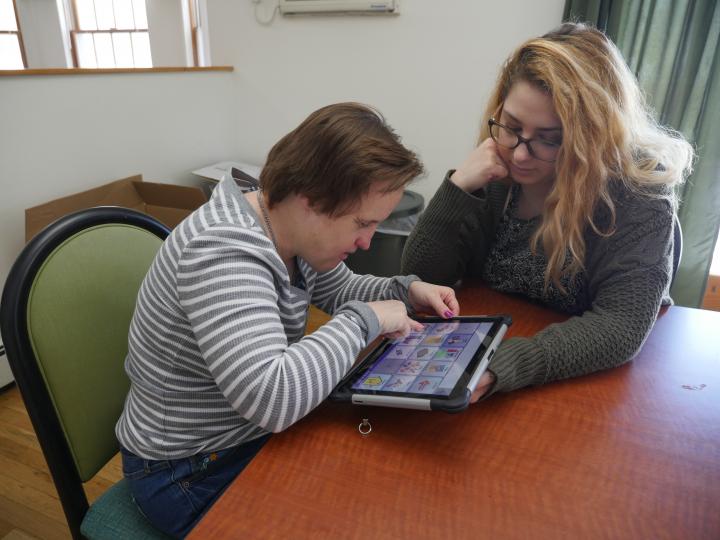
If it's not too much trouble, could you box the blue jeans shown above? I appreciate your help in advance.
[120,435,270,538]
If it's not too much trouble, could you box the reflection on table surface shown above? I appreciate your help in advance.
[189,284,720,540]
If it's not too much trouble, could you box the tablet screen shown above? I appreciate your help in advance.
[350,320,495,397]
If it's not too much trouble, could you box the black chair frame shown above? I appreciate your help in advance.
[0,207,169,540]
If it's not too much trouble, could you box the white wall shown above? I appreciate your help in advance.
[206,0,565,203]
[0,71,238,289]
[0,0,565,299]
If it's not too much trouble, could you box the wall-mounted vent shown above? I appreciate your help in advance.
[278,0,399,15]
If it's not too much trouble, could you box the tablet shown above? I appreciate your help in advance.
[330,315,511,413]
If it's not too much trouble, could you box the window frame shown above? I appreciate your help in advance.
[188,0,199,67]
[68,0,151,68]
[0,0,27,68]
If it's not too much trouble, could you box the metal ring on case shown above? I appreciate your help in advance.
[358,418,372,436]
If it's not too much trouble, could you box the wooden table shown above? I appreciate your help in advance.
[189,286,720,539]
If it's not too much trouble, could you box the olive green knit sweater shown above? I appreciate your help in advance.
[401,173,675,396]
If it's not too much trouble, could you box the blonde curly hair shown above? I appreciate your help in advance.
[480,22,694,291]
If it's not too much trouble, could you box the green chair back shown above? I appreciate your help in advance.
[0,207,171,539]
[27,224,162,480]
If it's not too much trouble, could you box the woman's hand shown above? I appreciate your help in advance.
[470,371,496,403]
[367,300,425,340]
[450,138,509,193]
[407,281,460,318]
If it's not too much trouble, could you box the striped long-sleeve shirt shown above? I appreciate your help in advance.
[116,177,417,459]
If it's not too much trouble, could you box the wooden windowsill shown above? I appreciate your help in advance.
[0,66,233,76]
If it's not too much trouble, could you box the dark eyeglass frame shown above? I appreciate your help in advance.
[488,118,561,163]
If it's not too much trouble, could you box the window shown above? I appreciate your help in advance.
[69,0,152,68]
[188,0,199,67]
[187,0,210,67]
[0,0,26,69]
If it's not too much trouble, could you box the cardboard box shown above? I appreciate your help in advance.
[25,174,207,242]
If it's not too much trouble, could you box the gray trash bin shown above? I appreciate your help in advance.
[345,190,424,277]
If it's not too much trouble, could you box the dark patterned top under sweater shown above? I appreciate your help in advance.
[482,183,585,313]
[401,171,675,396]
[116,177,417,460]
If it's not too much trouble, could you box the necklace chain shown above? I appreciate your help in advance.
[256,190,278,249]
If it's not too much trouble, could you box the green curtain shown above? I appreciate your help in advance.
[564,0,720,307]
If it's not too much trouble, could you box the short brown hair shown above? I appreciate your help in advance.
[260,102,424,216]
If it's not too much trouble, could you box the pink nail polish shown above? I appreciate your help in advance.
[444,310,454,318]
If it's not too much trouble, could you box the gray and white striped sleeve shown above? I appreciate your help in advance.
[312,262,419,314]
[177,227,375,433]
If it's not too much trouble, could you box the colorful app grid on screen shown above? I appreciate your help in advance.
[385,346,414,360]
[434,347,462,360]
[371,358,406,374]
[443,333,471,346]
[420,334,444,346]
[431,321,460,334]
[383,375,415,392]
[410,377,443,394]
[351,320,494,395]
[400,334,423,346]
[357,373,391,389]
[397,360,427,376]
[422,361,452,376]
[410,347,438,361]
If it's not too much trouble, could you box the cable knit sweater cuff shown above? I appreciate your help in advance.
[486,337,548,396]
[418,171,490,236]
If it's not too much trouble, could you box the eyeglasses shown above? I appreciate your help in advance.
[488,118,561,163]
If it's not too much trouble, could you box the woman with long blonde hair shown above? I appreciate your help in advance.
[402,22,694,399]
